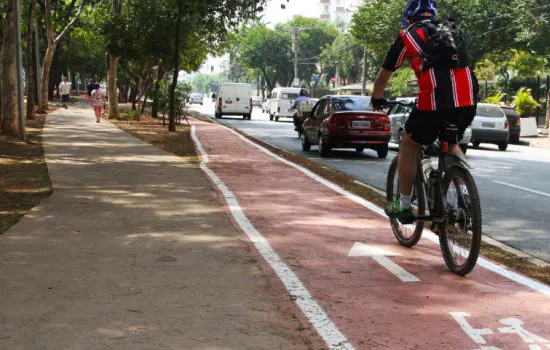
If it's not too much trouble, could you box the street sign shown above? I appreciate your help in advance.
[293,78,300,87]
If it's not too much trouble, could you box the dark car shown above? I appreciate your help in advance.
[301,95,391,158]
[501,106,521,143]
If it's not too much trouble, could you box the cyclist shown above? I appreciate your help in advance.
[292,89,311,132]
[371,0,479,224]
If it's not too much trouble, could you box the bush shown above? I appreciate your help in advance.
[513,88,540,118]
[120,110,142,121]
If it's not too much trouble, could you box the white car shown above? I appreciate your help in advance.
[269,87,302,122]
[215,83,253,120]
[189,93,203,105]
[470,103,510,151]
[252,96,263,107]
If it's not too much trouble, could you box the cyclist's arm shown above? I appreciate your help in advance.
[373,34,408,99]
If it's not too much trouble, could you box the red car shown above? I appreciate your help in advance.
[301,95,392,158]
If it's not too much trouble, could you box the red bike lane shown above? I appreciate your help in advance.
[192,120,550,350]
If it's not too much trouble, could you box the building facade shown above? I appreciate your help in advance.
[319,0,363,32]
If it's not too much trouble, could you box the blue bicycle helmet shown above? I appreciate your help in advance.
[403,0,437,26]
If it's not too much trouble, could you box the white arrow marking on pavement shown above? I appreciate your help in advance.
[348,243,420,282]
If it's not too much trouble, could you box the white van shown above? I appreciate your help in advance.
[269,87,302,122]
[215,83,253,120]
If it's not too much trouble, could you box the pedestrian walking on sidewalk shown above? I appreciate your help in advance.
[59,77,72,109]
[90,86,106,123]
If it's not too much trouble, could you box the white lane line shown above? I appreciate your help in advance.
[347,242,420,282]
[493,181,550,199]
[373,256,421,283]
[220,124,550,298]
[190,126,353,350]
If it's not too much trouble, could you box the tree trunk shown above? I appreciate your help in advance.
[39,45,55,111]
[168,2,183,132]
[26,0,37,120]
[1,0,18,136]
[107,54,120,119]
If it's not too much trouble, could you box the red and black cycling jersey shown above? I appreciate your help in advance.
[382,21,479,112]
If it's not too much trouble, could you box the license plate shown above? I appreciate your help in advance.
[225,100,233,104]
[482,122,495,128]
[352,120,371,129]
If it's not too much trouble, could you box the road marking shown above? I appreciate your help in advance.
[348,243,420,282]
[220,124,550,298]
[450,312,494,345]
[190,126,353,350]
[493,181,550,199]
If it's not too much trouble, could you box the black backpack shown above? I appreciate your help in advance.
[408,20,469,71]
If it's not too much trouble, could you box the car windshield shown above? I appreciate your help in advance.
[477,105,505,118]
[280,93,299,100]
[331,97,372,112]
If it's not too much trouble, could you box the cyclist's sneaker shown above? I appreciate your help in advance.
[385,202,415,225]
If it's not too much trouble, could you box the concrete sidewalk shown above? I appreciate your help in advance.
[0,106,308,349]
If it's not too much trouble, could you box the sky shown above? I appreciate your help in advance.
[198,0,320,74]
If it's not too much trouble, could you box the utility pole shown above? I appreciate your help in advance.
[14,0,26,140]
[292,28,299,87]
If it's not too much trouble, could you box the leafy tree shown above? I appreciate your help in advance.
[190,73,223,94]
[388,67,416,97]
[38,0,86,111]
[320,32,363,86]
[1,0,18,136]
[280,16,339,86]
[237,24,292,92]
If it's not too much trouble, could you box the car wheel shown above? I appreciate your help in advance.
[355,147,364,153]
[498,142,508,151]
[377,143,389,159]
[215,112,222,119]
[472,141,480,149]
[459,144,468,155]
[269,114,274,121]
[301,133,311,152]
[318,135,330,158]
[275,116,279,122]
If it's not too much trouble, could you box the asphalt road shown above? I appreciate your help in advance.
[191,99,550,263]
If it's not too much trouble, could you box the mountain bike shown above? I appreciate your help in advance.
[386,101,482,276]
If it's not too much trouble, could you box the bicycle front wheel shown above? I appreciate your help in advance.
[386,155,426,247]
[439,166,482,276]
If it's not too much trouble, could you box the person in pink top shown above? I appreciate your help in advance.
[90,86,105,123]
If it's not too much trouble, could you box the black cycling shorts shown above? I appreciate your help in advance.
[405,106,476,146]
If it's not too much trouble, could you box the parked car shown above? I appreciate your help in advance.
[301,95,391,158]
[269,87,302,122]
[389,98,472,154]
[189,93,203,105]
[470,103,509,151]
[252,96,263,107]
[501,106,521,144]
[261,99,270,114]
[215,83,253,120]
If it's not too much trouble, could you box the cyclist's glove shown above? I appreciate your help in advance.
[371,97,389,111]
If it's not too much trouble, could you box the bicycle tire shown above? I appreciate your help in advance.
[439,166,482,276]
[386,155,426,247]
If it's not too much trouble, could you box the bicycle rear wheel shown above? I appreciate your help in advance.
[386,155,426,247]
[439,166,482,276]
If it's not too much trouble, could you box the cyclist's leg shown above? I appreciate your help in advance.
[398,134,420,198]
